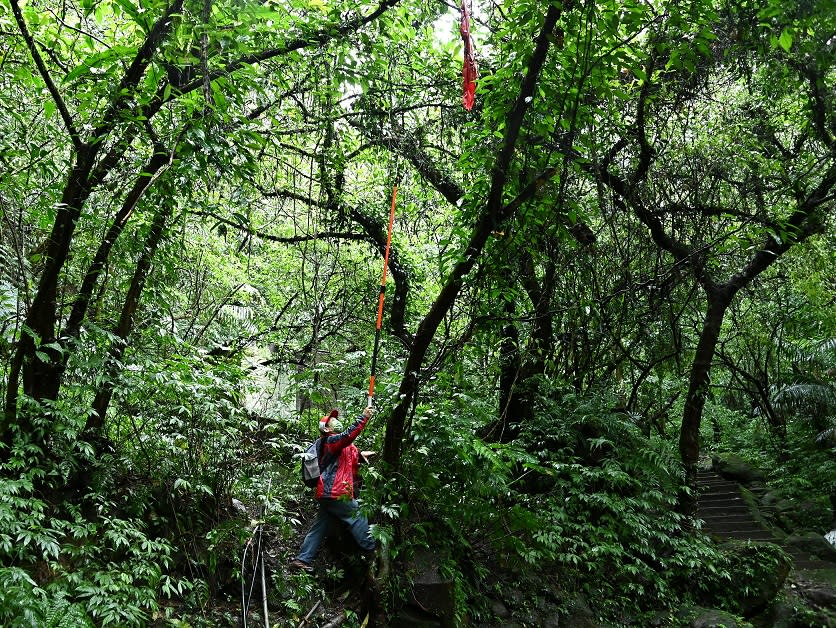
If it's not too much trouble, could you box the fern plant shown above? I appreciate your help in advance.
[771,337,836,439]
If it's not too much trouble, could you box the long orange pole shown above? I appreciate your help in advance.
[368,185,398,406]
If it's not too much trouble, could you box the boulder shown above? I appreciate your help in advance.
[403,549,457,627]
[488,598,511,619]
[675,605,747,627]
[392,606,444,628]
[564,593,597,628]
[760,489,786,508]
[712,453,766,485]
[698,541,791,618]
[785,531,836,562]
[801,584,836,611]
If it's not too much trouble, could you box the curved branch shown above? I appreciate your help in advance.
[189,209,365,244]
[486,5,563,214]
[383,2,565,467]
[9,0,82,151]
[89,0,184,153]
[64,145,174,341]
[153,0,403,108]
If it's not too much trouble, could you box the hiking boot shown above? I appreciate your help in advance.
[290,559,314,572]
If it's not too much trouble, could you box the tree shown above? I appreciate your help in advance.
[587,0,835,509]
[1,0,404,454]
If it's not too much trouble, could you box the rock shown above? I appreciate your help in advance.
[541,614,561,628]
[675,605,747,627]
[504,587,525,609]
[801,584,836,610]
[699,541,791,618]
[785,532,836,562]
[825,530,836,549]
[564,593,597,628]
[231,497,248,515]
[712,453,766,485]
[411,574,455,621]
[749,600,795,628]
[392,606,444,627]
[760,490,785,508]
[404,549,456,627]
[489,598,511,619]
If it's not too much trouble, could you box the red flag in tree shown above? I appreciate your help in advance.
[459,0,477,110]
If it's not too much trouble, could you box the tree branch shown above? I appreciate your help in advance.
[189,209,364,244]
[90,0,184,149]
[156,0,403,106]
[383,2,564,467]
[9,0,82,152]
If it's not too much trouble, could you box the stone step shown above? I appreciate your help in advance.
[791,559,836,571]
[700,520,773,535]
[697,480,741,490]
[699,489,742,496]
[696,472,739,483]
[697,476,737,486]
[700,495,745,504]
[699,500,747,508]
[698,482,741,490]
[700,490,744,498]
[699,501,749,510]
[699,492,744,501]
[699,499,747,510]
[700,515,754,524]
[697,474,738,482]
[704,529,776,542]
[699,486,741,494]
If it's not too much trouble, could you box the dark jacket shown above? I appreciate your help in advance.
[315,413,369,500]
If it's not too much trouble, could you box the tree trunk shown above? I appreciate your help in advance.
[382,4,564,467]
[2,155,93,443]
[678,286,733,514]
[2,0,184,443]
[486,300,524,443]
[64,147,171,342]
[88,205,173,432]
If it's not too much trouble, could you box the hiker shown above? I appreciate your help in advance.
[291,406,376,571]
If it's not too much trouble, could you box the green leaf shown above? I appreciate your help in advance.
[63,47,135,83]
[778,28,792,52]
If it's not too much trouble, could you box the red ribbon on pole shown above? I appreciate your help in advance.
[460,0,478,111]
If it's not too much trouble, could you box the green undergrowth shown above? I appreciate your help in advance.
[0,455,185,626]
[365,386,734,624]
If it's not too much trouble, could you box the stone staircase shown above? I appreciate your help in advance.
[697,469,834,572]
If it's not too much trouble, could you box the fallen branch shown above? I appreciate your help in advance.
[297,600,321,628]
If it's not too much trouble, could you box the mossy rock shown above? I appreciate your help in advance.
[785,532,836,563]
[675,605,751,627]
[697,541,792,618]
[712,453,766,485]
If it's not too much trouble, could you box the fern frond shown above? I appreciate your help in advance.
[771,382,836,411]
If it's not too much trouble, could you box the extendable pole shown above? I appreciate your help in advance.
[368,185,398,407]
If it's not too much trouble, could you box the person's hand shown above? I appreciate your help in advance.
[362,406,374,419]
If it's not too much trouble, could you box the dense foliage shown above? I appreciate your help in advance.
[1,0,834,624]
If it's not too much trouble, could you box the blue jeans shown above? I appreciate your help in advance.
[297,499,375,564]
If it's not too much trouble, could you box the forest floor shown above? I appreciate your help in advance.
[171,487,836,627]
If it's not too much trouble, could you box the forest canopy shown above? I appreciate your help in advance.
[1,0,835,624]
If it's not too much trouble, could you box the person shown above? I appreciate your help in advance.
[291,406,376,572]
